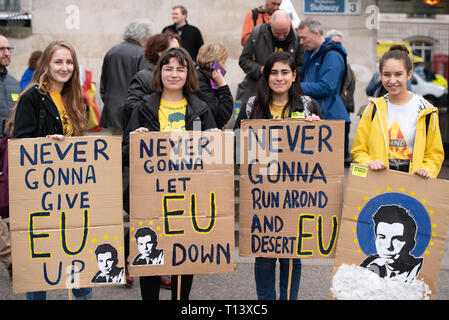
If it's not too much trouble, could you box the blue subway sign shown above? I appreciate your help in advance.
[304,0,361,15]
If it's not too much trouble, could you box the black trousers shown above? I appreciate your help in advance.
[345,121,351,160]
[139,275,194,300]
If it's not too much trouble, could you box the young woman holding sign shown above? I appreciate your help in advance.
[8,41,92,299]
[351,45,444,178]
[122,47,216,300]
[234,51,321,300]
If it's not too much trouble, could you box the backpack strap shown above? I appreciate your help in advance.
[251,24,262,60]
[425,112,431,137]
[291,28,299,52]
[252,7,265,26]
[371,103,377,122]
[251,8,258,26]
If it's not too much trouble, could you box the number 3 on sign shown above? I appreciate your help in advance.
[346,0,361,14]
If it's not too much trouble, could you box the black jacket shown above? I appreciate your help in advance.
[100,38,149,129]
[237,23,304,109]
[12,86,64,138]
[162,23,204,61]
[124,66,234,130]
[195,67,234,129]
[123,63,156,121]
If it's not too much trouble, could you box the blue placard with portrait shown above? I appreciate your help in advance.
[356,192,432,258]
[331,165,449,299]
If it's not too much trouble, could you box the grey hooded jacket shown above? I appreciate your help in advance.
[0,69,20,137]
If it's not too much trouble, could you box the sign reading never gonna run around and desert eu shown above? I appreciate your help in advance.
[238,119,345,259]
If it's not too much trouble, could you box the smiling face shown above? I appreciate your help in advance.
[161,57,188,92]
[48,47,74,90]
[375,222,407,262]
[381,58,411,98]
[269,61,296,97]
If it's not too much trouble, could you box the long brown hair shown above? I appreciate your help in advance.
[9,40,87,136]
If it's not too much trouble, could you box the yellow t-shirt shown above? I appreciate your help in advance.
[49,89,73,137]
[269,102,289,119]
[158,98,187,132]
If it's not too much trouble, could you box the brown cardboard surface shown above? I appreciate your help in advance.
[330,164,449,299]
[128,131,235,276]
[11,225,125,293]
[238,119,345,258]
[8,136,125,293]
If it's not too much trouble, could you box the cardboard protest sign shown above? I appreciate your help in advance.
[330,164,449,300]
[128,130,235,276]
[9,136,125,293]
[238,119,345,259]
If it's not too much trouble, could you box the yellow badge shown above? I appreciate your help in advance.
[352,165,368,178]
[11,93,19,102]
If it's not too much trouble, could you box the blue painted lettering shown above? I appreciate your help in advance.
[61,209,89,255]
[172,243,231,266]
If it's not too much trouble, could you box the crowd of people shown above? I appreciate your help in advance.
[0,0,444,301]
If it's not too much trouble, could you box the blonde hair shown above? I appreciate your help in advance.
[196,43,228,69]
[9,40,87,136]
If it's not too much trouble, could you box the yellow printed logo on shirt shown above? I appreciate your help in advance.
[159,98,187,132]
[388,120,412,160]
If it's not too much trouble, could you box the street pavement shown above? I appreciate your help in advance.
[1,247,449,300]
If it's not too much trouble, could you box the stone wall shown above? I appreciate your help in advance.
[4,0,378,136]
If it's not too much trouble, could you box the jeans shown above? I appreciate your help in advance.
[26,288,93,300]
[254,257,301,300]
